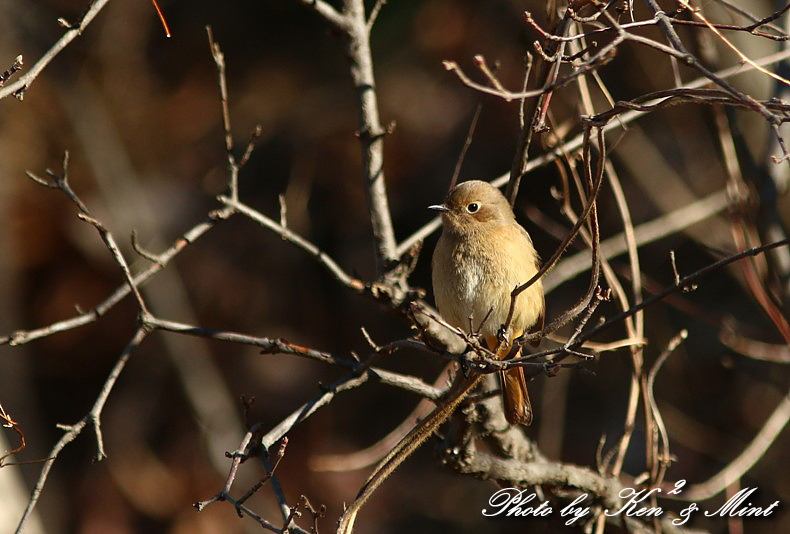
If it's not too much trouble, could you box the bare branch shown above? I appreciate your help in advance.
[677,389,790,501]
[296,0,397,271]
[0,0,113,101]
[646,330,688,488]
[296,0,348,30]
[15,326,149,533]
[2,209,231,347]
[397,50,790,259]
[580,239,790,342]
[545,190,730,291]
[0,55,23,87]
[219,195,365,292]
[719,326,790,363]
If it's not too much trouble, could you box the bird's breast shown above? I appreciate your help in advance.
[432,226,542,338]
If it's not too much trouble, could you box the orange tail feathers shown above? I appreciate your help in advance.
[486,336,533,426]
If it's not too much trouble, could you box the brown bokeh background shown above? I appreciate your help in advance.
[1,0,789,532]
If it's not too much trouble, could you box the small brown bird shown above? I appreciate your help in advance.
[431,180,544,425]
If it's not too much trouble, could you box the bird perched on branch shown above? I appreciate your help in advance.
[431,180,544,425]
[336,180,546,533]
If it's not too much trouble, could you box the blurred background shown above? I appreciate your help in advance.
[1,0,789,532]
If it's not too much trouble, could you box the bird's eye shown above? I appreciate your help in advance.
[466,202,479,213]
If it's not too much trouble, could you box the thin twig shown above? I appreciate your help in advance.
[396,49,790,259]
[646,330,688,489]
[0,0,113,100]
[2,208,232,347]
[219,195,365,291]
[545,190,730,291]
[581,239,790,341]
[448,103,482,192]
[15,326,149,534]
[144,314,443,399]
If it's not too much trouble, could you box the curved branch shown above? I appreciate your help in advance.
[677,389,790,502]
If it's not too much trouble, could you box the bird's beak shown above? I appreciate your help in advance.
[428,204,449,212]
